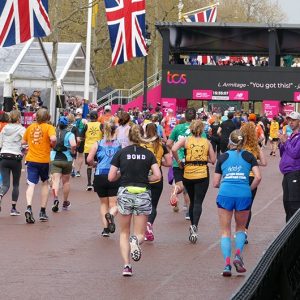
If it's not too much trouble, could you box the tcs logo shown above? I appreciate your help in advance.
[167,71,187,85]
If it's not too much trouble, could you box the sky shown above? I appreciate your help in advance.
[274,0,300,23]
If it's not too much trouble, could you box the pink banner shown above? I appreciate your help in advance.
[193,90,212,100]
[263,101,280,119]
[229,90,249,101]
[294,92,300,102]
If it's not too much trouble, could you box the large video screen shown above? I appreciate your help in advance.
[162,65,300,102]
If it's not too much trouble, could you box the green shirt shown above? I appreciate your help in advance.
[169,122,191,167]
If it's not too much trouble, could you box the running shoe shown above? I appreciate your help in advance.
[86,185,93,191]
[62,200,71,210]
[185,211,190,220]
[222,265,232,277]
[10,208,21,216]
[52,199,59,213]
[189,225,198,244]
[25,209,35,224]
[101,228,110,237]
[75,171,81,177]
[39,211,49,222]
[105,213,115,233]
[145,222,154,241]
[233,254,247,273]
[122,265,133,277]
[129,235,141,261]
[71,169,76,178]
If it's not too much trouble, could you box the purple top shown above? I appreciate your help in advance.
[279,132,300,174]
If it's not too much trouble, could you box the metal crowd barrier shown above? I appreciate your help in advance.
[231,209,300,300]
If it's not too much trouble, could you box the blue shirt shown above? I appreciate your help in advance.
[215,150,257,198]
[95,139,121,175]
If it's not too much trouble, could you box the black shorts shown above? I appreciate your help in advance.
[93,174,120,198]
[77,140,84,153]
[173,167,184,183]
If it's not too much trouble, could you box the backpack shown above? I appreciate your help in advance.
[54,128,69,152]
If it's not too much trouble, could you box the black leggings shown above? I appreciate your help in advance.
[245,176,258,229]
[0,159,22,202]
[183,177,209,227]
[148,179,163,224]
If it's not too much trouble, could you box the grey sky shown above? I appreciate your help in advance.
[274,0,300,23]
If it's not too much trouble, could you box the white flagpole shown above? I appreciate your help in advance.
[84,0,93,102]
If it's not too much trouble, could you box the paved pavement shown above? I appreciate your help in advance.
[0,150,285,300]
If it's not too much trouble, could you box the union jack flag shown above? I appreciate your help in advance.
[104,0,147,66]
[0,0,51,48]
[183,6,217,23]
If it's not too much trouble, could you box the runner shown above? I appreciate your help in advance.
[87,119,121,237]
[0,110,25,215]
[269,116,280,156]
[167,108,197,213]
[72,108,87,177]
[108,124,161,277]
[22,108,56,223]
[83,111,102,191]
[213,130,261,276]
[161,109,177,138]
[172,119,216,243]
[241,122,267,243]
[217,112,236,153]
[50,116,76,212]
[140,123,172,241]
[115,111,131,148]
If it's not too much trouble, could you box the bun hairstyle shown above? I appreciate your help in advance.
[190,119,204,137]
[228,129,244,150]
[129,124,143,144]
[103,118,117,141]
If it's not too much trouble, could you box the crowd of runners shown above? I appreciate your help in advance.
[0,103,299,278]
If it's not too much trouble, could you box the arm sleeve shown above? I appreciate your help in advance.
[242,151,258,168]
[215,153,228,174]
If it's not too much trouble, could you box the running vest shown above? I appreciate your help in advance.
[84,121,102,153]
[140,140,164,184]
[219,150,252,198]
[184,136,209,180]
[95,139,121,175]
[117,124,130,148]
[164,116,177,136]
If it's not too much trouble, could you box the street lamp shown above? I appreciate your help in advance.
[142,25,152,112]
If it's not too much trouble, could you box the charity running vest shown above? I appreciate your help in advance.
[184,136,209,180]
[84,122,102,153]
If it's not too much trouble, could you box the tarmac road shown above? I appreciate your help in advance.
[0,151,285,300]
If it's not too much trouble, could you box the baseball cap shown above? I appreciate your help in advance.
[76,108,82,115]
[248,113,257,122]
[90,110,98,120]
[287,111,300,120]
[104,105,111,111]
[58,116,68,126]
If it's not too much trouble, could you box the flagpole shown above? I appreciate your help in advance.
[178,0,184,22]
[84,0,93,102]
[182,2,219,17]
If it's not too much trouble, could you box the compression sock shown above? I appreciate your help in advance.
[235,231,246,255]
[221,236,231,264]
[87,168,92,186]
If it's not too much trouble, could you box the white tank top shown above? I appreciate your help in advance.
[117,124,130,148]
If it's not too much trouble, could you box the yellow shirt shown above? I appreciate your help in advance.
[23,122,56,163]
[184,136,209,180]
[84,121,102,153]
[270,121,279,139]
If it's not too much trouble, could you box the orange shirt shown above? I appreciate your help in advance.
[23,122,56,163]
[98,113,119,125]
